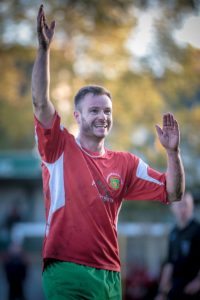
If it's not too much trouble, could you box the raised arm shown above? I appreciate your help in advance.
[31,5,55,128]
[155,113,185,202]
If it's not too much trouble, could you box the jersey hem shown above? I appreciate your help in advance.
[43,256,121,272]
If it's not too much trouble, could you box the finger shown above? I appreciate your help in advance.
[43,8,47,24]
[37,17,42,33]
[37,16,45,34]
[155,124,163,137]
[163,113,168,127]
[50,20,56,31]
[43,18,49,31]
[163,112,174,127]
[37,5,44,32]
[37,5,48,31]
[174,118,179,130]
[166,113,171,126]
[169,113,175,126]
[38,4,43,14]
[37,4,43,22]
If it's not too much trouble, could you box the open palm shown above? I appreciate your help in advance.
[155,113,180,152]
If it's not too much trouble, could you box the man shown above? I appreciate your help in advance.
[156,192,200,300]
[3,242,28,300]
[32,5,185,300]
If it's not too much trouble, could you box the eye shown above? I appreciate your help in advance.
[90,108,98,114]
[104,109,111,115]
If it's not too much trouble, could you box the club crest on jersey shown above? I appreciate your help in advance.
[107,173,121,190]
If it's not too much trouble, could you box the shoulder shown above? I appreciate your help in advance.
[169,225,179,239]
[106,149,139,161]
[192,219,200,227]
[105,150,140,168]
[190,219,200,235]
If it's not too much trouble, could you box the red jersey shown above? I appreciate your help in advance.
[35,113,168,272]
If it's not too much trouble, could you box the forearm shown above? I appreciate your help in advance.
[32,47,49,107]
[31,48,55,126]
[158,263,173,294]
[166,149,185,202]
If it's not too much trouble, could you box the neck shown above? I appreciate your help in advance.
[178,218,192,229]
[76,135,105,155]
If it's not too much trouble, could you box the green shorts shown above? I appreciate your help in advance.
[42,261,122,300]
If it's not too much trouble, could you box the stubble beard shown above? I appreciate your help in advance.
[80,118,110,140]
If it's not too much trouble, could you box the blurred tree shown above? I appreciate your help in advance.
[0,0,199,191]
[0,46,34,149]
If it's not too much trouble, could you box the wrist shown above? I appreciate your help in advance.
[166,148,180,156]
[38,46,50,53]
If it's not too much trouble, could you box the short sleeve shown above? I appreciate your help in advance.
[34,112,65,163]
[124,154,168,204]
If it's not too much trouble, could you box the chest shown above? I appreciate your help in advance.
[90,156,129,199]
[170,228,197,260]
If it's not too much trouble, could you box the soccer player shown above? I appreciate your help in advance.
[32,5,185,300]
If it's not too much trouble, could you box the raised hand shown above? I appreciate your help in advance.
[155,113,180,152]
[37,4,56,50]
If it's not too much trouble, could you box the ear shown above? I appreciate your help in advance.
[74,110,81,124]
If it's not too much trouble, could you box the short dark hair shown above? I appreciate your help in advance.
[74,85,112,109]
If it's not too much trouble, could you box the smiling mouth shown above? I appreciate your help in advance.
[94,124,107,128]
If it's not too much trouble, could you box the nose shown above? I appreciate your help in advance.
[98,110,107,120]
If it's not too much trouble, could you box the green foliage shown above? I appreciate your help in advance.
[0,46,35,149]
[0,0,200,190]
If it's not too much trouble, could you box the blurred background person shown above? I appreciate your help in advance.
[4,204,23,233]
[0,202,24,251]
[155,192,200,300]
[3,241,28,300]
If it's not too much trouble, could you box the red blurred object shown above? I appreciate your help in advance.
[124,264,158,300]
